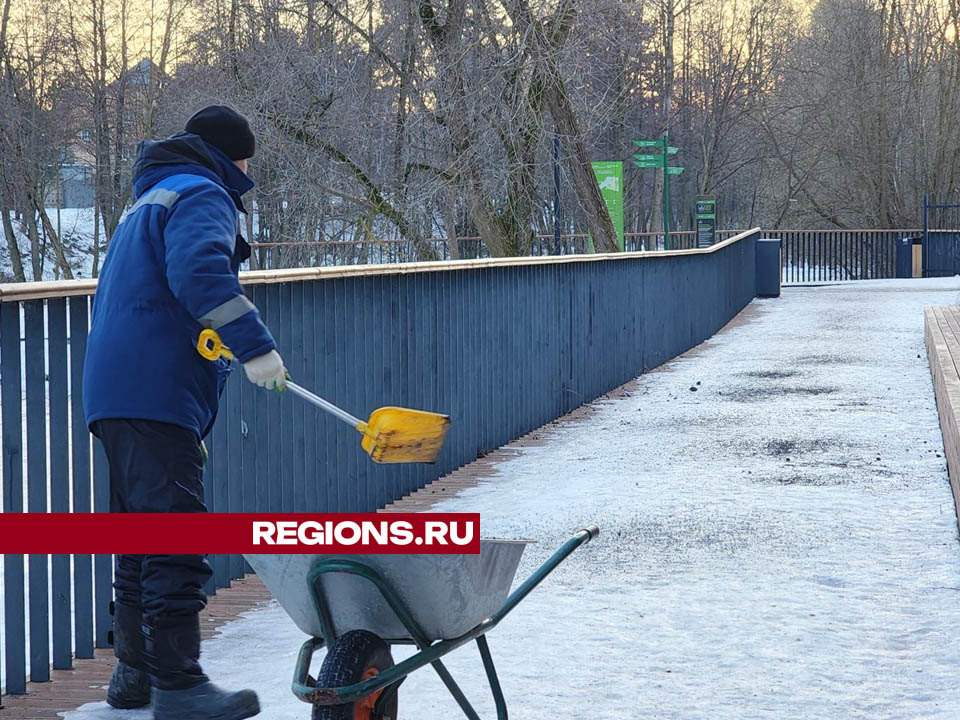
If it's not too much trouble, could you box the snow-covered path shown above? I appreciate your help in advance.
[67,278,960,720]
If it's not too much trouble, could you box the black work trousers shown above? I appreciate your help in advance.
[92,418,212,623]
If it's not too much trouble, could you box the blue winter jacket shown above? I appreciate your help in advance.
[83,133,276,438]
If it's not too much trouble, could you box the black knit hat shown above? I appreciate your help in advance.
[184,105,256,160]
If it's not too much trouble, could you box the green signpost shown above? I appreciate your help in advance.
[632,133,683,250]
[590,161,624,251]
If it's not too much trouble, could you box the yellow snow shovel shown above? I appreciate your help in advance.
[197,329,451,464]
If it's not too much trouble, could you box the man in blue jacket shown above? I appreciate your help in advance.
[83,106,284,720]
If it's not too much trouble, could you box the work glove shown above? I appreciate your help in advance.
[243,349,287,390]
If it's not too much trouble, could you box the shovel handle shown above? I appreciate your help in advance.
[196,330,365,432]
[285,381,365,431]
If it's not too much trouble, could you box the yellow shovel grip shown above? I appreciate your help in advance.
[197,328,235,361]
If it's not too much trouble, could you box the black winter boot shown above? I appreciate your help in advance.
[107,603,151,709]
[146,614,260,720]
[152,683,261,720]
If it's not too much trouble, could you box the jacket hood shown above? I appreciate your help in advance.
[131,132,254,211]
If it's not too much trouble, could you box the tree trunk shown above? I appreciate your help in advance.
[27,189,73,279]
[1,203,25,281]
[500,0,618,253]
[92,189,102,277]
[394,2,414,193]
[21,198,41,280]
[443,189,459,260]
[650,0,676,240]
[546,78,619,253]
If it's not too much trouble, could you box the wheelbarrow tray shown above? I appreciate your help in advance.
[244,539,530,643]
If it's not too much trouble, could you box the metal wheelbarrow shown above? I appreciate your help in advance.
[244,525,599,720]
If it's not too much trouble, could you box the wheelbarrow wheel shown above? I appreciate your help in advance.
[312,630,398,720]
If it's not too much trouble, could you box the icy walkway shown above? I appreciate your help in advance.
[67,278,960,720]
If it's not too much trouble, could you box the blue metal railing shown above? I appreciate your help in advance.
[923,230,960,278]
[735,229,907,283]
[922,195,960,277]
[243,229,744,269]
[249,229,928,284]
[0,229,760,695]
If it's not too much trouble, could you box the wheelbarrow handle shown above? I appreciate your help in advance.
[487,525,599,628]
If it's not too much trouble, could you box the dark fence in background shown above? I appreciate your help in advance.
[757,229,913,283]
[924,230,960,277]
[923,196,960,277]
[1,228,757,695]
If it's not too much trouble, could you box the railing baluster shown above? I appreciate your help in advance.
[841,231,846,280]
[47,298,72,670]
[2,301,26,694]
[24,300,50,683]
[358,274,374,506]
[814,231,819,281]
[301,281,318,513]
[796,231,801,282]
[208,348,227,590]
[265,284,282,513]
[828,231,832,281]
[69,297,94,659]
[93,439,112,648]
[857,232,870,280]
[332,277,352,507]
[278,282,295,513]
[810,231,821,282]
[370,274,387,507]
[252,285,271,515]
[202,370,218,596]
[802,232,807,282]
[227,354,244,581]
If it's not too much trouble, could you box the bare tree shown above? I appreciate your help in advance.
[1,0,75,279]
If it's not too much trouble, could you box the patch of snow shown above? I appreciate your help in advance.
[1,209,99,280]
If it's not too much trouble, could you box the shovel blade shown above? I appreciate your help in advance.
[361,407,451,463]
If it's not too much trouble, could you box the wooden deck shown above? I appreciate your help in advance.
[924,306,960,528]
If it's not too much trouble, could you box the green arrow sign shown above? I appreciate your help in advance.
[634,139,663,148]
[633,153,659,162]
[667,166,685,175]
[633,160,660,168]
[667,146,679,155]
